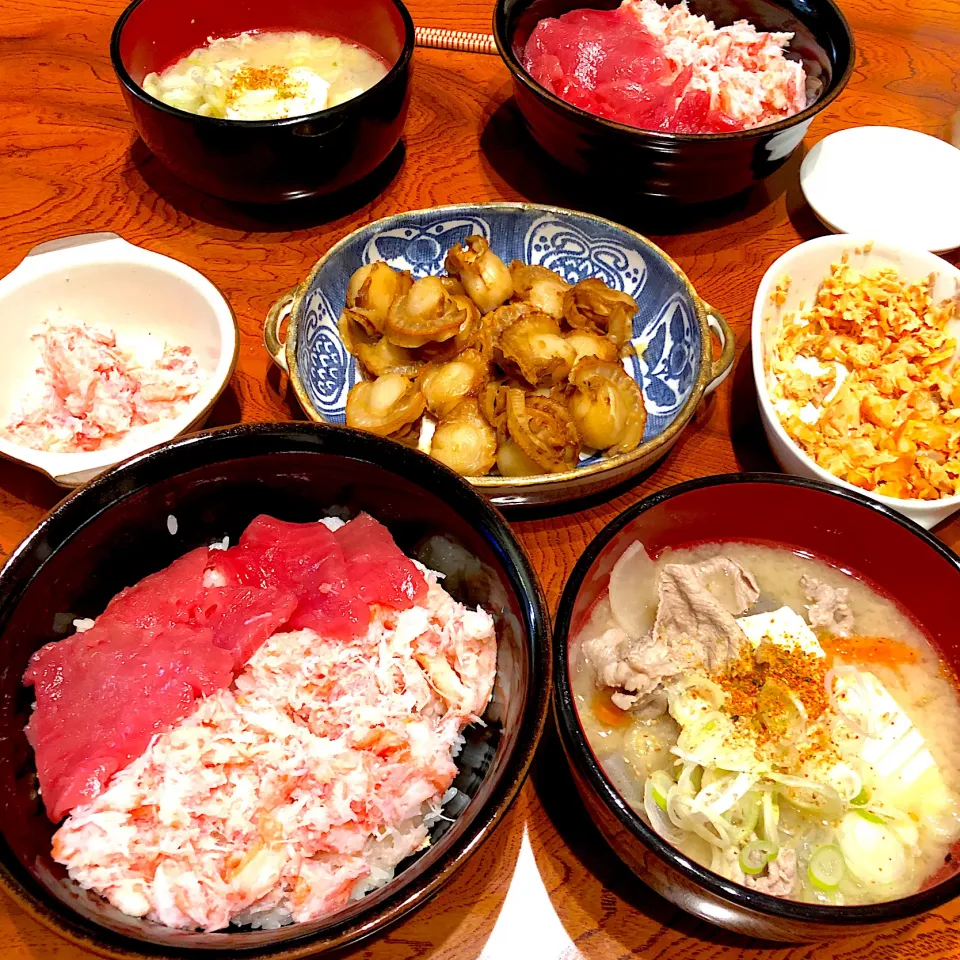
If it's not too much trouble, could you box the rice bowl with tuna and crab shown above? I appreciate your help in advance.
[23,513,497,932]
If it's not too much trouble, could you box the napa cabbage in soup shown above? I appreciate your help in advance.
[142,31,388,121]
[573,542,960,904]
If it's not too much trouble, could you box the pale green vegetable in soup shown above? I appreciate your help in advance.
[142,31,388,121]
[573,542,960,905]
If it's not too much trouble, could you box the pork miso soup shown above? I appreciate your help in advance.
[572,542,960,905]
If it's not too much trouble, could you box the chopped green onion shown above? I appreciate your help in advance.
[808,845,845,891]
[760,790,780,845]
[850,788,869,806]
[855,808,888,824]
[649,770,673,811]
[739,840,779,875]
[730,791,762,843]
[775,777,844,823]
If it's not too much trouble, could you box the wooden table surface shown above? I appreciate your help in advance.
[2,0,960,956]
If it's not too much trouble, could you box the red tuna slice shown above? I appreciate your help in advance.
[195,585,299,667]
[216,516,369,639]
[334,514,427,609]
[286,588,371,641]
[24,621,233,821]
[526,51,563,92]
[673,86,712,133]
[219,516,345,589]
[97,546,211,635]
[594,79,672,127]
[525,7,669,124]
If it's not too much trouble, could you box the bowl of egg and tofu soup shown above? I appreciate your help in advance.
[753,235,960,530]
[554,473,960,941]
[263,203,735,508]
[111,0,413,202]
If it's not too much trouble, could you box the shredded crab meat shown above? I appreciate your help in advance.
[52,568,496,932]
[625,0,809,129]
[5,317,202,453]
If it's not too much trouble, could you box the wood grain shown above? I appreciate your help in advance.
[1,0,960,956]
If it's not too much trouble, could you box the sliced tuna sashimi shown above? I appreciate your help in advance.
[522,0,807,134]
[97,546,210,635]
[23,512,421,822]
[195,586,299,668]
[335,514,427,609]
[24,621,234,821]
[216,515,370,639]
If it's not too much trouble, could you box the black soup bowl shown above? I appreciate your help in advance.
[0,423,550,958]
[553,474,960,942]
[494,0,855,204]
[111,0,414,203]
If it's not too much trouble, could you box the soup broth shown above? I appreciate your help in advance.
[573,541,960,906]
[142,31,389,121]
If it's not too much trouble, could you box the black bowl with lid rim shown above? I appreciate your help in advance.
[494,0,855,205]
[111,0,414,203]
[553,473,960,941]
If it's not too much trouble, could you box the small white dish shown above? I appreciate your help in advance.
[800,127,960,254]
[0,233,238,487]
[752,235,960,531]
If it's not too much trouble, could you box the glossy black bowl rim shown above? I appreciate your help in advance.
[109,0,415,131]
[0,421,552,958]
[553,471,960,927]
[493,0,856,143]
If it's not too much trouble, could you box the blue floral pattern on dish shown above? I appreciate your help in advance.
[361,217,492,278]
[300,286,357,424]
[523,217,647,298]
[296,205,701,452]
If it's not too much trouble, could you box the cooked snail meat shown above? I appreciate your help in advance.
[563,279,638,347]
[568,358,647,454]
[346,261,412,334]
[496,438,546,477]
[355,337,423,378]
[388,416,424,449]
[479,302,533,360]
[566,329,619,364]
[419,296,482,362]
[444,235,514,314]
[499,314,578,387]
[418,350,489,418]
[345,374,425,436]
[429,399,498,477]
[510,262,570,319]
[385,277,469,348]
[338,309,378,354]
[439,275,466,297]
[506,389,580,474]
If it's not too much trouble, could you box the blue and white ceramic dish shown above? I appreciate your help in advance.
[265,203,734,507]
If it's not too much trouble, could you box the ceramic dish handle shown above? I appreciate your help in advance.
[264,286,299,373]
[701,302,736,395]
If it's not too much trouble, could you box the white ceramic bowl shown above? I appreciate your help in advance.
[800,127,960,254]
[0,233,238,486]
[752,235,960,530]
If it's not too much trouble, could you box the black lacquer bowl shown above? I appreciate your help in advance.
[111,0,414,203]
[0,423,550,957]
[553,474,960,941]
[494,0,855,205]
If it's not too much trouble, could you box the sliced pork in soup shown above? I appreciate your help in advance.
[573,542,960,905]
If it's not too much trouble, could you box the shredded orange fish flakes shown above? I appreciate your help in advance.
[770,260,960,500]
